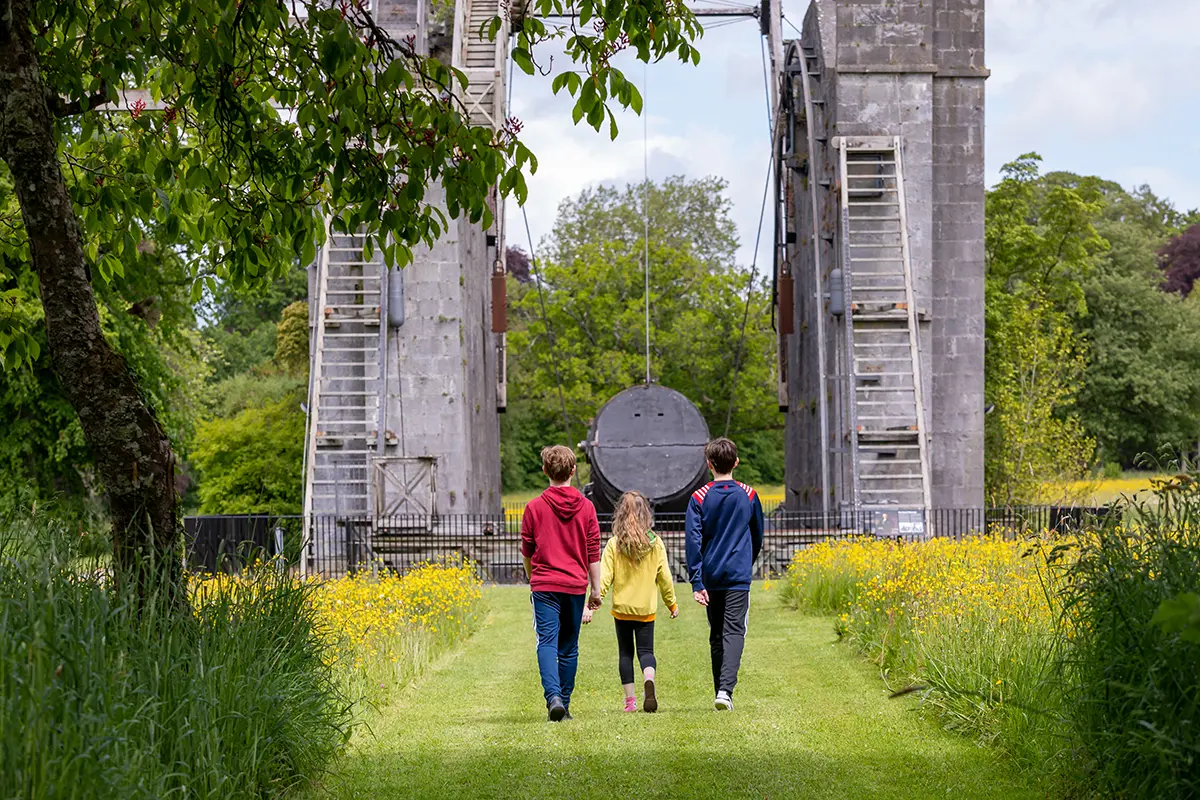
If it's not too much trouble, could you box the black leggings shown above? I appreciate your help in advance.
[615,619,656,684]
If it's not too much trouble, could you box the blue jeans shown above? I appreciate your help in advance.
[531,591,586,707]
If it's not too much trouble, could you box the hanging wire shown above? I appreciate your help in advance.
[782,14,803,36]
[523,206,581,487]
[723,152,774,437]
[643,59,652,385]
[723,28,776,437]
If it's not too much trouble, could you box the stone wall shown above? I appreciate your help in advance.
[783,0,986,510]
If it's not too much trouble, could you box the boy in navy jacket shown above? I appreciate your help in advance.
[685,437,764,711]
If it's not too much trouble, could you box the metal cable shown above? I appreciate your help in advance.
[643,59,652,386]
[723,33,776,437]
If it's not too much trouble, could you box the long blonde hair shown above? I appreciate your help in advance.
[612,491,654,560]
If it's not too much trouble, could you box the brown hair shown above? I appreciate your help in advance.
[612,491,654,561]
[540,445,576,482]
[704,437,739,474]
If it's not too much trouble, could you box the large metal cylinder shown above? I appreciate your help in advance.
[583,385,711,514]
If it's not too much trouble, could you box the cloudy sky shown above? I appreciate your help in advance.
[504,0,1200,266]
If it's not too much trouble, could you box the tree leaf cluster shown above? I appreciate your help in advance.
[985,154,1200,502]
[501,176,783,489]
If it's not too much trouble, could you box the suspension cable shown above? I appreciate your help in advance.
[723,33,776,437]
[643,59,652,385]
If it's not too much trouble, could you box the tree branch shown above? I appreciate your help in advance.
[47,81,109,117]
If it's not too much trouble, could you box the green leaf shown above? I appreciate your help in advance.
[1151,593,1200,644]
[512,47,535,76]
[628,83,643,115]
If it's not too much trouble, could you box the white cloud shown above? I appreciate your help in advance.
[504,0,1200,268]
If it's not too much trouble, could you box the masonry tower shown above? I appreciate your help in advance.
[303,0,508,570]
[776,0,987,521]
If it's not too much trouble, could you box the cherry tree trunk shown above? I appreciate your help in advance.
[0,0,181,596]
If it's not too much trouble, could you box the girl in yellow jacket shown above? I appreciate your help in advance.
[582,490,678,712]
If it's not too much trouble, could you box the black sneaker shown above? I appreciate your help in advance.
[643,679,658,713]
[547,696,567,722]
[563,709,573,720]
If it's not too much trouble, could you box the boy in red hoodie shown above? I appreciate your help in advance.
[521,445,602,721]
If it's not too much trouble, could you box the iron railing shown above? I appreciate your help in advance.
[184,505,1114,583]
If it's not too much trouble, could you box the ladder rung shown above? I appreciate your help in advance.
[863,488,922,495]
[848,216,902,221]
[319,391,380,396]
[856,386,915,393]
[860,474,922,481]
[322,347,377,352]
[847,201,898,207]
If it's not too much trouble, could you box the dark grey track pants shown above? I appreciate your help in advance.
[706,589,749,696]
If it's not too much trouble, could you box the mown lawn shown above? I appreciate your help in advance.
[314,585,1041,800]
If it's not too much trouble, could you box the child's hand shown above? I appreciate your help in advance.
[669,605,679,619]
[581,607,594,625]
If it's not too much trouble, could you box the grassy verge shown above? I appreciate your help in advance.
[316,584,1039,799]
[2,537,350,797]
[0,522,485,799]
[780,478,1200,798]
[779,536,1067,773]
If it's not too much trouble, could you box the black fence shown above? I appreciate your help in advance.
[184,505,1114,583]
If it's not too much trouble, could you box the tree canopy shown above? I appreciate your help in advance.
[501,176,782,489]
[0,0,702,581]
[985,154,1200,501]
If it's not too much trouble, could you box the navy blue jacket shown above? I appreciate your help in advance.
[685,480,765,591]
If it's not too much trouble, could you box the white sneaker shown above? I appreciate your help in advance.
[714,691,733,711]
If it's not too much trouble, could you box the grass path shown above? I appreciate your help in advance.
[319,585,1040,800]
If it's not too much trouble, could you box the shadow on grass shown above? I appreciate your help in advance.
[331,727,1038,800]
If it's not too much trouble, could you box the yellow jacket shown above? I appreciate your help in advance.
[600,533,678,622]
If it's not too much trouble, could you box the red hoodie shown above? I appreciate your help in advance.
[520,485,601,594]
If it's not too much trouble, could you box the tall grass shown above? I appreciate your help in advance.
[782,479,1200,796]
[779,535,1069,771]
[1053,476,1200,798]
[0,522,351,799]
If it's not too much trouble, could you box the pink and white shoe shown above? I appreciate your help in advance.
[623,696,637,713]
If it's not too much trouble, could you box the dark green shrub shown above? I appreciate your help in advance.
[1055,476,1200,797]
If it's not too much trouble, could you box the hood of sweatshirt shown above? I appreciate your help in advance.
[541,485,585,521]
